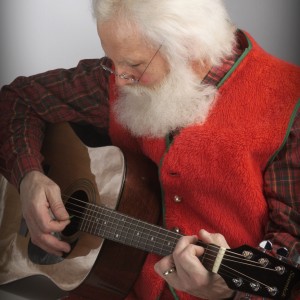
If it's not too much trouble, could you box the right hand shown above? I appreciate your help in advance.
[20,170,71,256]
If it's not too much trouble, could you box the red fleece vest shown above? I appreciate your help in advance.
[108,32,300,300]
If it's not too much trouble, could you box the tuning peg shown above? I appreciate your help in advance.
[259,240,273,252]
[276,247,289,260]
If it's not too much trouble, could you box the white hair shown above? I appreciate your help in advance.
[92,0,236,67]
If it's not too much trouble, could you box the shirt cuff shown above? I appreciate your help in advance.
[11,154,44,189]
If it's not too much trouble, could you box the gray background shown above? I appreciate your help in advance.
[0,0,299,299]
[0,0,299,87]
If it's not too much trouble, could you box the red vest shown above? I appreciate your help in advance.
[108,32,300,300]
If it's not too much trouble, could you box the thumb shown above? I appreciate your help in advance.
[46,186,69,222]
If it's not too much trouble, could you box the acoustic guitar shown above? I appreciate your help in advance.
[0,123,299,300]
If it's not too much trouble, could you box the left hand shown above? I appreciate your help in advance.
[154,229,235,299]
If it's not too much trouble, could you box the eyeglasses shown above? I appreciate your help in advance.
[101,44,163,83]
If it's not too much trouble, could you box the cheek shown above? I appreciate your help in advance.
[138,72,165,86]
[138,75,153,85]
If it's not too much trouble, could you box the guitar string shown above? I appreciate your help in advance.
[64,202,279,293]
[65,201,183,254]
[59,198,276,272]
[218,263,278,291]
[63,201,240,262]
[62,193,274,267]
[60,193,280,291]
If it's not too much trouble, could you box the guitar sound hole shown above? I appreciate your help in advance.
[62,190,88,238]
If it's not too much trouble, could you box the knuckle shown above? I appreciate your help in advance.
[49,182,61,194]
[214,233,224,240]
[212,232,226,245]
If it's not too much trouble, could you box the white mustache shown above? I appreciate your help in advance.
[114,65,217,138]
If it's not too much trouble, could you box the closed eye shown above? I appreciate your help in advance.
[130,63,142,68]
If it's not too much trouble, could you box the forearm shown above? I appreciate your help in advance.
[0,58,110,188]
[0,82,45,187]
[234,109,300,300]
[263,107,300,262]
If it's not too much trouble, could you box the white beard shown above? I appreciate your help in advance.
[113,64,217,138]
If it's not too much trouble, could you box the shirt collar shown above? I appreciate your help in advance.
[202,30,247,87]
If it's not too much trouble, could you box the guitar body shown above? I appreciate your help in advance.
[0,123,161,300]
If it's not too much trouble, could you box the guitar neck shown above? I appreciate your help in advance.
[80,202,192,257]
[75,202,300,299]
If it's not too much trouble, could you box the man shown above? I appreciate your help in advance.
[0,0,299,299]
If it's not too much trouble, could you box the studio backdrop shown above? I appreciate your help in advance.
[0,0,299,87]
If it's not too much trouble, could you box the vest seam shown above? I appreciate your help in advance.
[266,99,300,168]
[217,30,252,89]
[168,284,180,300]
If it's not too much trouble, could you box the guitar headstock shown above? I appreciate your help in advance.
[218,244,300,299]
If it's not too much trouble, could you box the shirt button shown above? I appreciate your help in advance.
[174,195,182,203]
[172,227,181,233]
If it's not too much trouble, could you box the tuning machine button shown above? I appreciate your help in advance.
[259,240,273,252]
[267,286,278,296]
[232,278,243,287]
[258,257,269,267]
[250,282,260,292]
[276,247,289,260]
[242,250,253,259]
[275,265,286,275]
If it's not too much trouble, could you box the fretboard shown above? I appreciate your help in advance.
[78,202,218,274]
[80,203,182,256]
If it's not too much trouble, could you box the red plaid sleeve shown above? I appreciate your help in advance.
[234,106,300,299]
[0,58,110,188]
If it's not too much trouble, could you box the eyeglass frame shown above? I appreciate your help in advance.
[100,44,163,83]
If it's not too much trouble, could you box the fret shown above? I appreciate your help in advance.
[103,208,118,240]
[130,217,142,247]
[142,221,159,251]
[155,227,179,256]
[79,203,183,256]
[79,204,89,232]
[90,204,99,236]
[86,203,96,234]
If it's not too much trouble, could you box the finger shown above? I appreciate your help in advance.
[172,235,198,257]
[28,209,71,255]
[32,194,69,234]
[173,238,206,275]
[45,183,70,222]
[174,235,205,263]
[154,255,175,277]
[31,232,71,256]
[199,229,230,248]
[168,236,206,284]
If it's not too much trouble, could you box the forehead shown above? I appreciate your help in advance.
[97,20,155,62]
